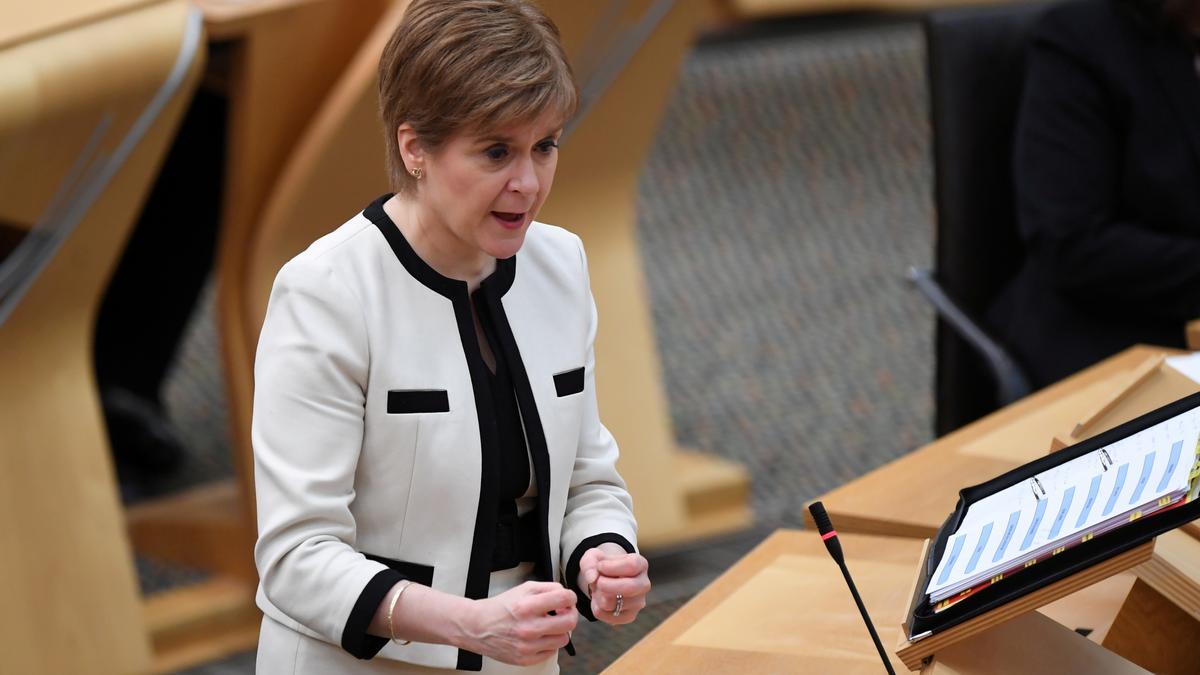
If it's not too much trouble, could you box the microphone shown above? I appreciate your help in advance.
[809,501,896,675]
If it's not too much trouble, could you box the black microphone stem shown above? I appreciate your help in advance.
[809,501,897,675]
[837,558,896,675]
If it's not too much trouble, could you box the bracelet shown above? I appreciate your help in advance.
[386,580,414,645]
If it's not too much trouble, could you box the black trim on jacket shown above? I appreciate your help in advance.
[340,568,404,659]
[477,281,579,657]
[563,533,637,621]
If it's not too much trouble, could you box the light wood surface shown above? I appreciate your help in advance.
[718,0,1023,20]
[143,578,261,674]
[606,531,917,673]
[1071,354,1165,438]
[239,0,751,548]
[126,480,255,580]
[193,0,324,39]
[605,530,1141,673]
[1101,578,1200,675]
[1069,356,1200,443]
[0,0,158,49]
[0,2,202,673]
[1133,529,1200,621]
[920,610,1150,675]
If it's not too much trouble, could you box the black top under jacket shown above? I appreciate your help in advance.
[987,0,1200,388]
[475,291,538,572]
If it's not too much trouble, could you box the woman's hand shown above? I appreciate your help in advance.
[577,543,651,625]
[457,581,578,666]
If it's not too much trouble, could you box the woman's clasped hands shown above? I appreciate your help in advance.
[459,581,578,666]
[577,542,651,625]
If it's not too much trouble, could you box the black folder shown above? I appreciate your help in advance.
[904,391,1200,641]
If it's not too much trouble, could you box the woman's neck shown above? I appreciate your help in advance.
[383,195,495,291]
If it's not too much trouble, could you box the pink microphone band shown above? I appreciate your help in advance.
[821,530,838,541]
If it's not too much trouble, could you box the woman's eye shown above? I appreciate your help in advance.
[536,140,559,154]
[485,145,508,161]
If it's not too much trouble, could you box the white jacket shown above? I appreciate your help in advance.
[252,196,638,671]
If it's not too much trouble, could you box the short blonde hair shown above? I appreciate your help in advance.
[378,0,578,194]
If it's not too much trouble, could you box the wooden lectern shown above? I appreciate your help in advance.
[895,353,1200,673]
[896,539,1157,673]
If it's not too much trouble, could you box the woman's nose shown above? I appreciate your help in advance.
[507,156,539,194]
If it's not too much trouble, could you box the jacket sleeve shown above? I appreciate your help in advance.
[1013,9,1200,319]
[252,257,402,659]
[559,237,639,620]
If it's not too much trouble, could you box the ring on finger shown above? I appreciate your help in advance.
[613,594,624,617]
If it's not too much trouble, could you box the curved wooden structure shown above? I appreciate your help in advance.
[0,2,203,672]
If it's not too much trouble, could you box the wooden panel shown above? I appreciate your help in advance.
[195,0,324,39]
[1102,578,1200,675]
[960,377,1126,463]
[1072,363,1200,441]
[126,479,256,581]
[920,610,1149,675]
[1133,530,1200,621]
[143,578,262,674]
[0,0,158,49]
[721,0,1019,20]
[0,2,202,673]
[1037,571,1136,644]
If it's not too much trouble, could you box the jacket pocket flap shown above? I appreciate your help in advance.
[553,367,585,397]
[388,389,449,414]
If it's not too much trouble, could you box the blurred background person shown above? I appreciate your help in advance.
[988,0,1200,389]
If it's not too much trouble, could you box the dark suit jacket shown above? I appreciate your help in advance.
[988,0,1200,388]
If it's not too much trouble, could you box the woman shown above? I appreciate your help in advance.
[988,0,1200,388]
[252,1,651,672]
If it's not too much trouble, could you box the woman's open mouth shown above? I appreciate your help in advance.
[491,211,526,230]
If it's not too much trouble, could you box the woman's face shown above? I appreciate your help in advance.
[409,112,563,266]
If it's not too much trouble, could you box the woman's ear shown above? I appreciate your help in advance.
[396,123,425,174]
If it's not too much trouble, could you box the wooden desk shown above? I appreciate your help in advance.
[809,345,1195,538]
[804,344,1200,672]
[607,531,918,673]
[605,530,1141,674]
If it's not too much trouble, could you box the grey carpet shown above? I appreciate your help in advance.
[168,14,934,674]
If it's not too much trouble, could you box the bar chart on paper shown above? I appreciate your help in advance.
[926,406,1200,610]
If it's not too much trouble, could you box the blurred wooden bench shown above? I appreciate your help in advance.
[0,1,203,672]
